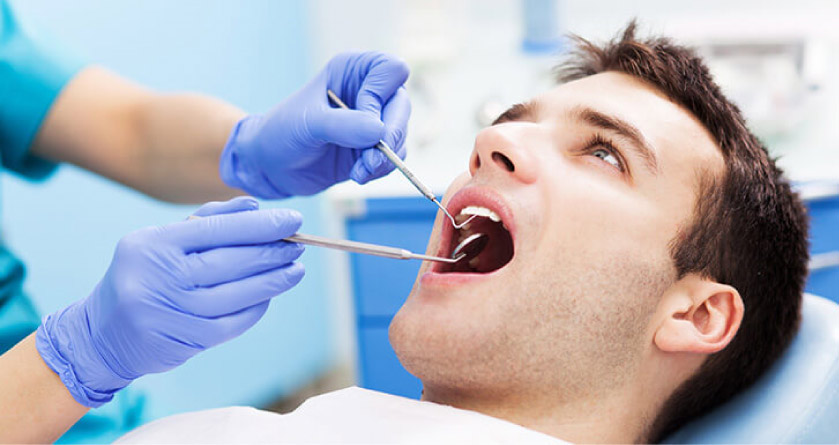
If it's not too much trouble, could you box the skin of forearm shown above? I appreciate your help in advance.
[132,91,247,203]
[0,334,89,443]
[31,67,247,204]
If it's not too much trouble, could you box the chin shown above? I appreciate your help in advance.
[389,281,521,390]
[389,182,527,388]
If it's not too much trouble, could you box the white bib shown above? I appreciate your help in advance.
[115,386,566,444]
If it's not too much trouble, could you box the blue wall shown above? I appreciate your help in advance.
[2,0,334,424]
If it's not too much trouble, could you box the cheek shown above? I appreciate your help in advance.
[535,168,673,264]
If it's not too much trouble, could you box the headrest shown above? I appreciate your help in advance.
[664,293,839,443]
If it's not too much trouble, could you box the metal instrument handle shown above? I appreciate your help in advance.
[375,139,436,201]
[285,233,463,263]
[285,233,410,260]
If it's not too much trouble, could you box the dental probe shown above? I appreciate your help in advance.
[286,233,465,263]
[187,215,466,263]
[326,89,477,229]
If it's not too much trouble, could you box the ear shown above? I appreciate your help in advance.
[654,274,744,354]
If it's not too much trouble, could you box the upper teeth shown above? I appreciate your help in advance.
[459,206,501,222]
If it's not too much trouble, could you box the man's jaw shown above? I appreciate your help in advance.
[421,186,517,288]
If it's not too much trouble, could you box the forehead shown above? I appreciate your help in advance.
[537,71,724,187]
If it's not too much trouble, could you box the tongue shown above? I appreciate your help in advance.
[469,219,513,273]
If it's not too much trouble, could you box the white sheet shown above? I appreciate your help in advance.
[115,386,566,444]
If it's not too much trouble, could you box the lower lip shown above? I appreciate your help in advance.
[419,268,502,288]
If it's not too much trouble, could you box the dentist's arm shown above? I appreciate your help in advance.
[30,67,245,203]
[0,334,89,443]
[0,197,304,443]
[29,52,410,204]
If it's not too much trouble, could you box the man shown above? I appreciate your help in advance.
[390,22,808,442]
[22,22,815,444]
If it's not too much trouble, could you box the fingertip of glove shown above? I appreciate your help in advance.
[267,208,303,230]
[288,261,306,281]
[326,109,385,147]
[276,261,306,291]
[283,239,305,254]
[369,52,410,82]
[350,161,372,185]
[385,128,405,155]
[363,149,385,171]
[387,57,411,82]
[233,196,260,210]
[362,114,387,139]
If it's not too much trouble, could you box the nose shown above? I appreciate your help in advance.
[469,125,539,184]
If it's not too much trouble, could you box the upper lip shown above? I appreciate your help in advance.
[433,186,517,271]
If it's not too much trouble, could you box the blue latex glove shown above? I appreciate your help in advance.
[36,197,305,407]
[219,51,411,199]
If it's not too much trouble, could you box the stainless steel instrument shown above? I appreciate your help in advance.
[326,89,476,229]
[286,233,464,263]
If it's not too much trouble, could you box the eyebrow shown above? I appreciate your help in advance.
[570,105,660,175]
[492,101,539,125]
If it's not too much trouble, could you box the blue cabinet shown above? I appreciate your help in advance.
[346,197,437,399]
[347,189,839,397]
[805,194,839,302]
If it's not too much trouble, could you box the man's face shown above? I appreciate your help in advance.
[389,72,724,400]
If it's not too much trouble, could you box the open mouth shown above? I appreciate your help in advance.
[438,205,515,274]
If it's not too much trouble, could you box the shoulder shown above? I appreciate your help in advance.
[115,406,281,443]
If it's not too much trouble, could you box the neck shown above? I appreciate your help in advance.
[422,380,656,443]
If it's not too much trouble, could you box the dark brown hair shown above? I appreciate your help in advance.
[555,21,810,442]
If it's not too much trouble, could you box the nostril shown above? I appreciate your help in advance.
[471,152,481,170]
[492,152,515,172]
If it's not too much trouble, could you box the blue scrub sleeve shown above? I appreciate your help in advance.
[0,1,85,180]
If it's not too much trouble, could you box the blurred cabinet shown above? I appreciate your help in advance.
[345,197,437,399]
[804,184,839,301]
[346,187,839,397]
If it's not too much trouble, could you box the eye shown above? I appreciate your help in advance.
[591,148,622,170]
[583,134,626,173]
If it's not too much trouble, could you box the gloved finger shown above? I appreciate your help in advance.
[352,147,391,185]
[355,55,410,118]
[169,300,271,350]
[187,241,305,287]
[349,157,375,185]
[166,208,303,253]
[311,108,385,149]
[381,87,411,155]
[175,262,305,317]
[198,300,271,348]
[392,132,407,160]
[372,124,407,174]
[191,196,259,218]
[356,87,411,182]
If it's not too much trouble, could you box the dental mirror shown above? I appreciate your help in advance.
[452,233,489,263]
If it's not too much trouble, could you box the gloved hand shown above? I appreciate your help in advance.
[36,196,305,407]
[219,51,411,199]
